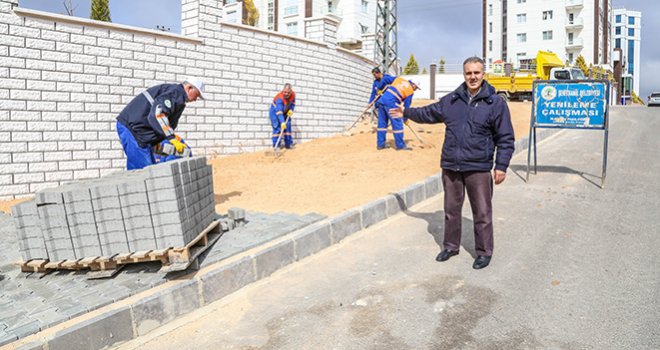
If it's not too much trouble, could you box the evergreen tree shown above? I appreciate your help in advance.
[575,55,589,77]
[421,67,428,74]
[438,57,446,74]
[243,0,260,27]
[403,54,419,75]
[90,0,111,22]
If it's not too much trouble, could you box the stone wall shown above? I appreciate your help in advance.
[0,0,374,199]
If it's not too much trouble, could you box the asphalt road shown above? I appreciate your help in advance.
[113,106,660,350]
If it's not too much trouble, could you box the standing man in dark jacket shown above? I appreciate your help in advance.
[390,57,515,269]
[116,78,205,170]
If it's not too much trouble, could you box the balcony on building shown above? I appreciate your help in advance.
[565,37,584,49]
[565,17,584,29]
[565,0,584,10]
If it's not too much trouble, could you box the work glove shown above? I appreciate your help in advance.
[281,122,287,131]
[169,138,186,153]
[286,110,293,117]
[404,118,409,126]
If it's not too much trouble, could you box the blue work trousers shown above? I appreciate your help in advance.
[269,111,293,148]
[376,103,406,149]
[116,121,155,170]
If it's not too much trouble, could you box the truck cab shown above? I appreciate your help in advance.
[550,67,586,80]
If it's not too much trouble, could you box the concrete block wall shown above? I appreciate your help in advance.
[0,0,375,200]
[11,156,216,261]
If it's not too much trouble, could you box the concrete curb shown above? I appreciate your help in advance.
[2,129,559,350]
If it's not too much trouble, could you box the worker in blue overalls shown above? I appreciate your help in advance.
[269,83,296,149]
[369,67,396,106]
[375,76,421,150]
[116,78,205,170]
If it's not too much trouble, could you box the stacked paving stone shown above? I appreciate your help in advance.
[11,157,216,262]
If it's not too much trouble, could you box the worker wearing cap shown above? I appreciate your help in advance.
[269,83,296,149]
[375,76,420,150]
[116,78,205,170]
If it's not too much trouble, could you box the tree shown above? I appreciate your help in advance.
[90,0,111,22]
[243,0,260,27]
[403,53,419,75]
[421,67,428,74]
[438,57,446,74]
[575,55,589,77]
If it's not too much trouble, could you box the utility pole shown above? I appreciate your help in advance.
[374,0,398,75]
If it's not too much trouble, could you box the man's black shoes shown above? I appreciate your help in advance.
[472,255,492,269]
[436,249,459,262]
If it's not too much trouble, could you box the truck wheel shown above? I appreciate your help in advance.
[498,92,509,101]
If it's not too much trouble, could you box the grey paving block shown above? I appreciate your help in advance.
[13,340,44,350]
[131,280,200,336]
[361,198,387,228]
[403,182,426,208]
[385,194,405,217]
[424,173,443,198]
[292,221,332,261]
[61,188,92,204]
[253,239,295,279]
[0,332,18,347]
[330,210,362,243]
[125,227,157,251]
[199,256,256,305]
[147,200,185,215]
[89,182,120,199]
[35,189,63,205]
[228,207,246,221]
[118,192,150,207]
[47,307,133,350]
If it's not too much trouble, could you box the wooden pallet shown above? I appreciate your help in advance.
[19,220,224,278]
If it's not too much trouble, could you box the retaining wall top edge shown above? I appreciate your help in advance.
[13,7,203,44]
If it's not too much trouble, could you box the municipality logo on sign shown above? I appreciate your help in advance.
[164,99,172,108]
[541,86,557,101]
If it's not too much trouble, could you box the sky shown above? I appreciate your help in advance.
[18,0,658,98]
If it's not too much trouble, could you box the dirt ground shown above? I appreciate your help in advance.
[0,101,532,216]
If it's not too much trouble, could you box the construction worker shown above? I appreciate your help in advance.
[369,67,395,105]
[375,77,421,150]
[116,78,205,170]
[269,83,296,149]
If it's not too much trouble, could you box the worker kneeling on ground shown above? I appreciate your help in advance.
[269,83,296,149]
[377,77,420,150]
[116,78,205,170]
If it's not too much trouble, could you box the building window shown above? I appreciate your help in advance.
[226,10,238,23]
[628,40,634,74]
[517,14,526,23]
[225,0,238,4]
[361,0,368,13]
[267,0,274,30]
[615,27,621,35]
[488,4,492,16]
[628,28,634,36]
[517,33,526,43]
[286,22,298,35]
[489,40,493,51]
[517,0,526,3]
[543,11,553,20]
[543,31,553,40]
[284,6,298,16]
[516,52,526,67]
[568,53,573,63]
[615,14,621,23]
[615,38,621,48]
[628,16,635,25]
[489,22,492,33]
[360,23,369,34]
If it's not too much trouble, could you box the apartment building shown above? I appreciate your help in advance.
[222,0,375,54]
[611,8,641,97]
[483,0,612,70]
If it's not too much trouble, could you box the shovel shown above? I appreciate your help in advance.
[265,115,291,157]
[343,85,390,136]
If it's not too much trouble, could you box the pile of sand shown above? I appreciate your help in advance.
[1,101,532,217]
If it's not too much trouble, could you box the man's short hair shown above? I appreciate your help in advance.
[463,57,485,68]
[283,83,292,90]
[371,67,381,74]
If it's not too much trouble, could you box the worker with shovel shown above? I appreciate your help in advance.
[116,78,205,170]
[369,67,395,106]
[375,77,421,150]
[269,83,296,149]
